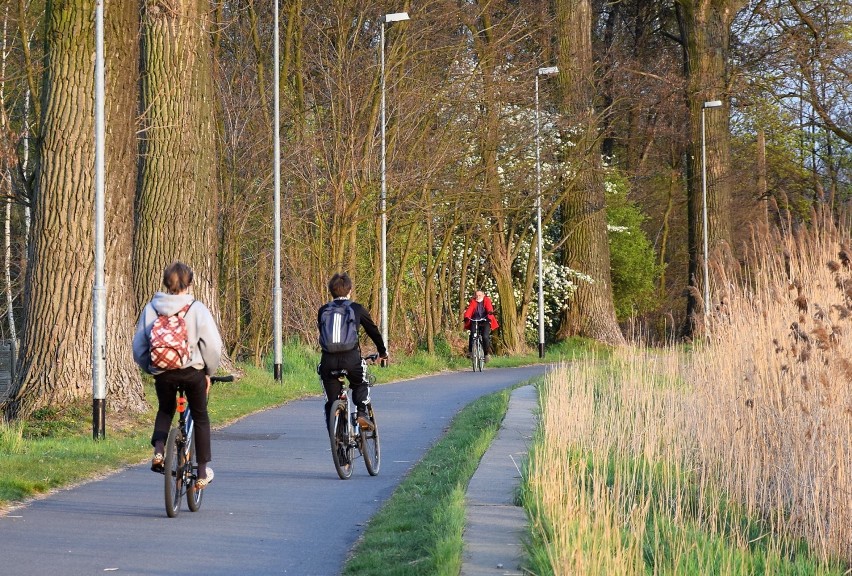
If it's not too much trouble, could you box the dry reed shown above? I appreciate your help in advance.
[696,221,852,561]
[527,220,850,573]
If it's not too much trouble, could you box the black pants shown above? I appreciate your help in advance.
[469,321,492,356]
[152,367,211,465]
[318,350,369,426]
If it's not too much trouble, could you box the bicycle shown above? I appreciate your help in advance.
[328,353,381,480]
[469,318,488,372]
[163,374,233,518]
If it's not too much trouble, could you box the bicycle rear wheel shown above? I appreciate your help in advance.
[328,400,353,479]
[164,427,183,518]
[186,432,203,512]
[360,406,381,476]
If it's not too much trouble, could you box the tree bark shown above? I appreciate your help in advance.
[136,0,221,312]
[554,0,624,345]
[9,0,143,417]
[103,0,146,410]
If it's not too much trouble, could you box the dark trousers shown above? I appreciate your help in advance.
[152,367,211,464]
[469,321,492,355]
[318,350,369,425]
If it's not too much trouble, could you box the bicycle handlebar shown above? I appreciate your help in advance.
[210,375,234,383]
[469,318,489,323]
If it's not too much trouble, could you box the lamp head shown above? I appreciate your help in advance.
[703,100,723,109]
[384,12,410,23]
[537,66,559,77]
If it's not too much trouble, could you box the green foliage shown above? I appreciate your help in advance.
[606,171,662,321]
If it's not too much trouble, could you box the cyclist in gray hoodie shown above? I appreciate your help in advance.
[132,261,223,489]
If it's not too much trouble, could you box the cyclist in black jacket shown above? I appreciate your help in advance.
[318,273,388,430]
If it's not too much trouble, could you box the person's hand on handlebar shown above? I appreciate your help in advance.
[380,355,389,368]
[205,374,212,395]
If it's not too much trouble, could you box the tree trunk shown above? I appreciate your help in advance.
[136,0,221,312]
[103,0,146,410]
[9,0,143,417]
[554,0,624,346]
[677,0,743,334]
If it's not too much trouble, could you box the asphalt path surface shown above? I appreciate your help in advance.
[0,365,547,576]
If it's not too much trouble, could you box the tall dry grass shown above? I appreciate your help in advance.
[526,220,851,573]
[696,221,852,560]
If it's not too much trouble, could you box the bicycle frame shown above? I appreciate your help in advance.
[334,356,377,445]
[470,318,488,341]
[327,354,380,479]
[164,374,233,517]
[176,395,194,466]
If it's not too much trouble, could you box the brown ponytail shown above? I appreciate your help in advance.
[162,261,194,294]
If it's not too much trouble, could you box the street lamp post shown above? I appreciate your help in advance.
[380,11,409,348]
[535,66,558,359]
[92,0,106,439]
[701,100,722,316]
[272,0,282,381]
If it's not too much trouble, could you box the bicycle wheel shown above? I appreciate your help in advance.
[360,406,381,476]
[328,400,353,479]
[164,427,183,518]
[473,338,484,372]
[185,431,203,512]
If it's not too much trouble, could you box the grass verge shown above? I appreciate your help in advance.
[342,387,514,576]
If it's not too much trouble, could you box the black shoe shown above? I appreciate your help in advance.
[356,411,374,431]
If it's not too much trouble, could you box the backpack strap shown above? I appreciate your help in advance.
[177,300,195,318]
[151,300,194,318]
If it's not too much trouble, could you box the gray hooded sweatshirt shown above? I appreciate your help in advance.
[132,292,223,376]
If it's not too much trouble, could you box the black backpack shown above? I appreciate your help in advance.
[319,300,359,353]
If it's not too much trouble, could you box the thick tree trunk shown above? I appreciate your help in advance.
[677,0,743,334]
[103,0,146,410]
[554,0,624,346]
[136,0,221,311]
[9,0,143,417]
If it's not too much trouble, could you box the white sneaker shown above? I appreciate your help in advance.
[196,467,214,490]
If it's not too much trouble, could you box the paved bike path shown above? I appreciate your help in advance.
[0,365,547,576]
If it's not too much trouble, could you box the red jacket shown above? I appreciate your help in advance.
[463,297,499,331]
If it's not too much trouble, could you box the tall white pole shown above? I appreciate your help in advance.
[701,106,709,316]
[272,0,282,381]
[534,76,545,359]
[379,12,408,348]
[534,66,557,358]
[92,0,106,439]
[380,20,388,347]
[700,100,721,324]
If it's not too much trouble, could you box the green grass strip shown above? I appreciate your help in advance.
[343,388,512,576]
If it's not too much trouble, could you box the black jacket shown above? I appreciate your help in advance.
[317,299,387,357]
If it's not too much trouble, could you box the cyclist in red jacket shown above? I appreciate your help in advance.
[463,290,499,362]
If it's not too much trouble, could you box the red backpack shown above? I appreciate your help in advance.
[149,302,194,370]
